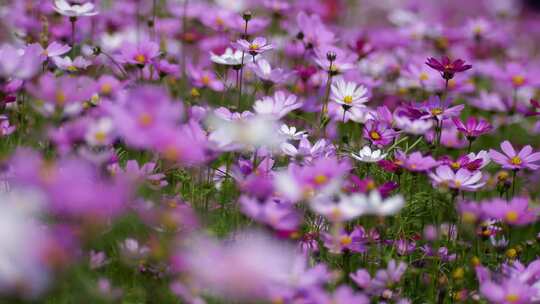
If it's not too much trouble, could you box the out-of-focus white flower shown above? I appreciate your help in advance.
[210,48,251,66]
[351,146,387,163]
[0,189,50,298]
[53,0,99,17]
[359,191,405,216]
[208,114,285,151]
[311,192,366,222]
[394,115,433,135]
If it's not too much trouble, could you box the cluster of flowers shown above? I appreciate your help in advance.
[0,0,540,303]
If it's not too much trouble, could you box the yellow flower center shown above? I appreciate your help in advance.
[419,72,429,81]
[370,131,381,140]
[505,294,519,303]
[343,96,353,104]
[448,79,456,89]
[431,108,443,115]
[249,43,260,51]
[340,236,352,246]
[67,65,77,72]
[94,131,106,143]
[330,207,342,221]
[451,162,460,169]
[138,113,153,127]
[215,17,224,26]
[55,91,66,106]
[511,75,525,87]
[505,211,518,223]
[201,75,210,86]
[462,212,477,224]
[190,88,200,97]
[314,174,328,185]
[454,180,462,188]
[135,54,146,64]
[163,146,179,161]
[101,83,112,95]
[510,156,522,165]
[367,180,376,190]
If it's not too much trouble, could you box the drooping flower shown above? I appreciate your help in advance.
[425,56,472,80]
[53,0,99,17]
[489,140,540,170]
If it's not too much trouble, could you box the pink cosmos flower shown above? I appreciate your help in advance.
[363,120,398,147]
[253,91,302,119]
[234,37,273,56]
[322,227,368,254]
[481,197,537,226]
[120,41,160,66]
[489,140,540,170]
[395,150,439,172]
[425,56,472,80]
[29,42,71,61]
[452,116,493,139]
[428,165,485,191]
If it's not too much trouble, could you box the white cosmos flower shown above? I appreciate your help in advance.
[210,48,251,66]
[207,114,284,151]
[330,78,368,108]
[394,115,433,135]
[53,0,99,17]
[311,192,367,222]
[351,146,387,163]
[359,191,405,216]
[279,124,306,141]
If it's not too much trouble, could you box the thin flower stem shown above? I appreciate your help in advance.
[511,170,517,198]
[237,19,249,109]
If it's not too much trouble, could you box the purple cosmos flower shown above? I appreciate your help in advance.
[395,150,439,172]
[234,37,273,56]
[187,65,224,91]
[322,226,368,254]
[29,42,71,61]
[239,196,300,233]
[425,56,472,80]
[253,91,302,119]
[363,120,398,147]
[428,165,485,191]
[452,116,493,139]
[0,44,41,80]
[420,96,465,121]
[489,140,540,170]
[120,41,160,66]
[480,279,538,303]
[481,197,537,226]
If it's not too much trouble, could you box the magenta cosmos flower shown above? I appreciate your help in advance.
[363,120,398,147]
[480,197,537,226]
[425,56,472,80]
[489,140,540,170]
[452,116,493,139]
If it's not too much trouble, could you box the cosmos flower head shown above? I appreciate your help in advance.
[489,140,540,171]
[425,56,472,80]
[331,78,369,109]
[234,37,274,56]
[53,0,99,17]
